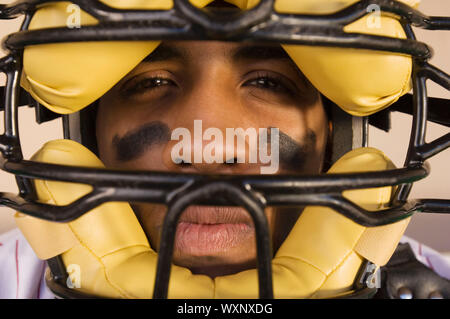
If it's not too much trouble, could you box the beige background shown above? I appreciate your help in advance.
[0,1,449,252]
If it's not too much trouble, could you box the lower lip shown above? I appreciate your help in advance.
[175,222,253,255]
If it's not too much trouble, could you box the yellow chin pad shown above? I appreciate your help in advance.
[22,0,418,115]
[15,139,410,298]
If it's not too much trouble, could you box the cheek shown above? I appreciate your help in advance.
[269,207,302,252]
[264,208,277,239]
[96,99,120,166]
[307,102,328,155]
[96,98,147,168]
[107,145,167,171]
[303,105,328,171]
[132,203,167,250]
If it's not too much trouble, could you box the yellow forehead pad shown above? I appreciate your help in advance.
[21,0,419,115]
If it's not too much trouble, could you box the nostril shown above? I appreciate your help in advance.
[174,158,192,167]
[225,158,238,164]
[179,160,192,168]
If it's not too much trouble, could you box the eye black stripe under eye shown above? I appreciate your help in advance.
[113,121,171,162]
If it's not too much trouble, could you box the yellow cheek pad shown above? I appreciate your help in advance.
[15,139,410,298]
[22,0,419,116]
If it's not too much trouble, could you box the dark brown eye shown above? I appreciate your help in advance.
[243,73,295,96]
[123,77,176,96]
[251,77,283,90]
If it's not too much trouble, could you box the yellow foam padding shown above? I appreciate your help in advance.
[15,139,410,298]
[22,0,418,116]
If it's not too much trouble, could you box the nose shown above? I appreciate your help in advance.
[162,68,258,174]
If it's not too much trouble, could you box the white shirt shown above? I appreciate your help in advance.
[0,228,53,299]
[0,227,449,299]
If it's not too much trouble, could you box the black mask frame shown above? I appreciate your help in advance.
[0,0,449,299]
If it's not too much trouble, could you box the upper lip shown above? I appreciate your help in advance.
[178,205,253,225]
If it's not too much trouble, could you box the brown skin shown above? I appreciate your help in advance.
[96,41,328,278]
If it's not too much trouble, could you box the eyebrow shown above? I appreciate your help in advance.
[142,44,186,63]
[231,45,291,62]
[142,43,291,64]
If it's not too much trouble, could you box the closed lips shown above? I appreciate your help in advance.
[175,206,254,255]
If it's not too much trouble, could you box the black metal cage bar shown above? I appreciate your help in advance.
[1,0,445,59]
[0,0,449,299]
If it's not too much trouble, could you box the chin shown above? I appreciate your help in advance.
[172,252,258,278]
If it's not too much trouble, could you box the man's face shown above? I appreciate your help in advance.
[96,41,328,277]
